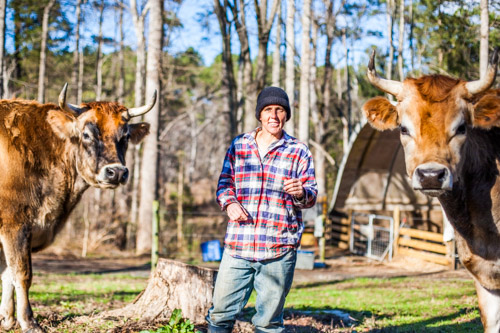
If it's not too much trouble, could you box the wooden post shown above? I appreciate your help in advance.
[319,196,327,262]
[176,153,184,250]
[347,209,353,251]
[393,206,400,257]
[152,200,160,271]
[448,239,456,270]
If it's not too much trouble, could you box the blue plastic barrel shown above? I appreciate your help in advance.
[201,240,222,262]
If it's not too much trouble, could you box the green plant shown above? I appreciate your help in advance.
[139,309,199,333]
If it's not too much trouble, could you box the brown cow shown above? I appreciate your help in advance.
[363,49,500,332]
[0,84,155,332]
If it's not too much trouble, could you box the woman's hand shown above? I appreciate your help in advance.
[284,178,304,199]
[226,202,249,221]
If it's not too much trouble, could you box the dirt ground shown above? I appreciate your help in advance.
[32,248,469,280]
[30,249,471,332]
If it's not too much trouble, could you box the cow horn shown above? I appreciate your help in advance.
[127,90,157,118]
[58,83,84,115]
[367,50,403,98]
[465,48,499,96]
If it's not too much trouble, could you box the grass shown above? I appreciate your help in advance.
[284,277,481,332]
[3,272,482,332]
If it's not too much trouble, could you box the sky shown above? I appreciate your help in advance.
[172,0,387,68]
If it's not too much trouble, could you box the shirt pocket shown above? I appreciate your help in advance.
[268,157,293,193]
[278,156,294,177]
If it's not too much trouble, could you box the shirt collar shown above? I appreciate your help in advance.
[245,127,293,147]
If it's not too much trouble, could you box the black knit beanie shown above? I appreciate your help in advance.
[255,87,291,121]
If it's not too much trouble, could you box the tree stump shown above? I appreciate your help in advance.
[101,258,217,324]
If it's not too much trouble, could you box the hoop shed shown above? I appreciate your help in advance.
[330,122,440,213]
[328,122,453,266]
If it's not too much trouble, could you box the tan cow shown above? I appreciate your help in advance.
[363,49,500,332]
[0,84,155,332]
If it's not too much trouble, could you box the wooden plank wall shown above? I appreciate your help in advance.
[328,210,351,250]
[395,225,454,267]
[327,208,454,268]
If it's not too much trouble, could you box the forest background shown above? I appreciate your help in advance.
[0,0,498,258]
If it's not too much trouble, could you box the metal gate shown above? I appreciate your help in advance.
[350,212,394,261]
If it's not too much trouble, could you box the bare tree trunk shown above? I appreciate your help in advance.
[480,0,489,79]
[118,0,125,104]
[321,0,334,115]
[436,4,443,69]
[37,0,56,103]
[137,0,163,255]
[298,0,311,143]
[71,0,82,101]
[408,0,414,73]
[114,0,129,248]
[214,0,237,140]
[176,153,184,250]
[236,57,244,133]
[240,0,280,133]
[128,144,141,247]
[397,0,405,80]
[336,67,342,101]
[232,1,254,132]
[341,30,350,154]
[78,48,84,104]
[95,0,105,101]
[272,2,282,87]
[385,0,395,81]
[310,19,325,197]
[254,0,280,91]
[284,0,295,135]
[129,0,149,251]
[0,0,6,99]
[3,60,14,99]
[130,0,149,107]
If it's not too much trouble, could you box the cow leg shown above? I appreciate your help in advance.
[0,227,43,332]
[475,280,500,333]
[0,254,16,330]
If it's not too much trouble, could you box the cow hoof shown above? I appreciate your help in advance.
[24,326,45,333]
[23,321,45,333]
[0,315,16,330]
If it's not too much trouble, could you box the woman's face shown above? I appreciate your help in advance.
[259,104,287,137]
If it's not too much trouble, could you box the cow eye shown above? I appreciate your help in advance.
[400,125,410,136]
[456,123,466,135]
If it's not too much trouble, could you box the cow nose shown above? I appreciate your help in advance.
[416,168,447,188]
[104,165,129,184]
[412,163,452,192]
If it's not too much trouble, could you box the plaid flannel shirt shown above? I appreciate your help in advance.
[216,128,317,261]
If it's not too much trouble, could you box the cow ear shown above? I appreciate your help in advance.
[362,96,399,130]
[47,110,78,139]
[473,92,500,129]
[129,122,150,144]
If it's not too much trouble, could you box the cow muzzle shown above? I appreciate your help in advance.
[411,162,452,197]
[97,164,129,187]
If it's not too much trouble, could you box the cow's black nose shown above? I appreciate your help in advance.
[104,166,129,184]
[416,167,447,189]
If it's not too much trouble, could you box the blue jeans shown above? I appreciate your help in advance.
[206,250,297,333]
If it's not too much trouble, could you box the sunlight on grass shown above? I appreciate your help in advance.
[30,273,147,308]
[12,272,483,331]
[281,277,481,331]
